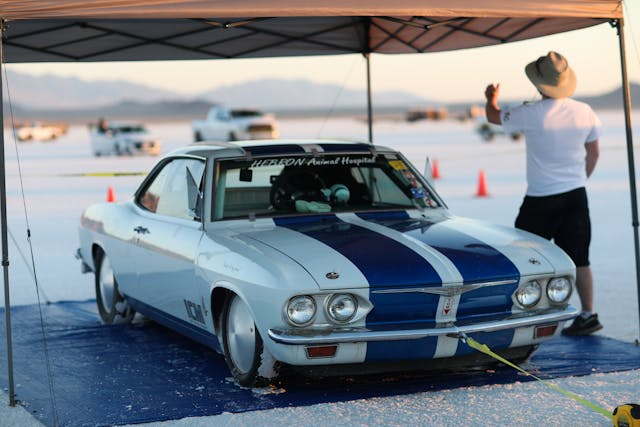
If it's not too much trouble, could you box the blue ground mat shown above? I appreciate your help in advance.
[0,300,639,427]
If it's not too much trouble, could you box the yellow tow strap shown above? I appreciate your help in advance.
[461,334,613,421]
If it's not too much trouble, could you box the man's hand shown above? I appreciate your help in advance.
[485,83,500,103]
[485,83,502,125]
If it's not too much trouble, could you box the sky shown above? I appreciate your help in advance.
[6,2,640,104]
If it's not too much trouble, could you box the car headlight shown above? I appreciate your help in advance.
[286,296,316,326]
[327,293,357,323]
[547,277,572,304]
[515,281,542,308]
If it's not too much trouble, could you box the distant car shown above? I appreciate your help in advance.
[476,122,523,142]
[77,139,578,386]
[15,121,68,142]
[89,121,161,157]
[192,106,279,142]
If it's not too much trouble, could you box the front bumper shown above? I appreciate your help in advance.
[268,306,579,345]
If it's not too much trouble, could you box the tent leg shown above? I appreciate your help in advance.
[0,20,16,406]
[365,53,373,143]
[615,18,640,341]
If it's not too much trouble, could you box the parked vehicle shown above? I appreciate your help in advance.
[192,106,279,142]
[77,139,578,386]
[477,121,523,142]
[89,121,161,156]
[15,121,68,142]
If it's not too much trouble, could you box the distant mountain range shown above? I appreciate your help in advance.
[2,69,638,123]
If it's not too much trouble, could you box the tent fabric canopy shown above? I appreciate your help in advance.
[0,0,623,63]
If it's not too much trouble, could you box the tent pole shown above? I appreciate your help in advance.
[0,20,16,405]
[615,18,640,341]
[365,53,373,142]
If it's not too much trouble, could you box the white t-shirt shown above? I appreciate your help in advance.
[501,98,601,197]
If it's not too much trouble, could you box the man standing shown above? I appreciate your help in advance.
[484,51,602,336]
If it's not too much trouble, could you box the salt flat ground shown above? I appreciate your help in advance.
[0,112,638,426]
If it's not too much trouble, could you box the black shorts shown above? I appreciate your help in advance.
[515,187,591,267]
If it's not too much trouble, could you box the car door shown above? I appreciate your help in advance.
[129,157,207,323]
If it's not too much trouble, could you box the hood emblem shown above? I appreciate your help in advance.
[529,258,541,265]
[326,271,340,280]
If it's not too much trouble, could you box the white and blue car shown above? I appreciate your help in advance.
[77,140,578,386]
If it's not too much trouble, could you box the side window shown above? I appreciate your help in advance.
[138,158,205,220]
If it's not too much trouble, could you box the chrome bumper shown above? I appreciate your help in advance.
[268,306,579,345]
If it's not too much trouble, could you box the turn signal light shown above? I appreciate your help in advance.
[534,324,558,338]
[305,345,338,358]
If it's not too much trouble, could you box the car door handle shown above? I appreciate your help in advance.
[134,226,149,234]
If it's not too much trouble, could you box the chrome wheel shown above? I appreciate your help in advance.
[94,249,135,324]
[226,296,256,374]
[221,293,276,386]
[98,255,116,316]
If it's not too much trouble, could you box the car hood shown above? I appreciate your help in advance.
[235,211,566,291]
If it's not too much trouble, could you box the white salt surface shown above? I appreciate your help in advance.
[0,112,638,426]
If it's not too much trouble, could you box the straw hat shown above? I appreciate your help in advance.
[524,51,577,98]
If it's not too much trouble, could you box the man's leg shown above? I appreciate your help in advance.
[563,265,602,335]
[575,265,594,313]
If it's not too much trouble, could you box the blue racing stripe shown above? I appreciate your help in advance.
[357,212,519,284]
[366,336,439,361]
[127,297,220,352]
[274,214,442,287]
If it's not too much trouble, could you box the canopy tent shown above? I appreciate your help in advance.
[0,1,622,62]
[0,0,636,408]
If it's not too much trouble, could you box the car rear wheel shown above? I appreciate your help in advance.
[221,293,276,386]
[95,249,135,324]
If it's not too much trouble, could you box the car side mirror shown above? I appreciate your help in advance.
[186,167,203,221]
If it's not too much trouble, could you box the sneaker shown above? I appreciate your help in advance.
[562,313,603,336]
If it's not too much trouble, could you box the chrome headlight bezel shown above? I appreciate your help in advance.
[326,293,358,324]
[515,280,542,308]
[285,295,317,326]
[546,277,572,304]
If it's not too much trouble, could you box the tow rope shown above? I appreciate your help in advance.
[452,331,614,421]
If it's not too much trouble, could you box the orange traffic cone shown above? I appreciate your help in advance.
[476,169,489,197]
[107,186,116,202]
[431,159,441,180]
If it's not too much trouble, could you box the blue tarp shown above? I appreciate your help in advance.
[0,300,639,427]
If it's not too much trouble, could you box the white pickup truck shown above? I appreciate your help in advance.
[192,106,280,142]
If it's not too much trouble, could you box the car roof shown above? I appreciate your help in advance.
[167,139,395,159]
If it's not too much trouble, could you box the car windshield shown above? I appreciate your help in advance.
[230,110,262,118]
[112,125,146,133]
[213,152,440,220]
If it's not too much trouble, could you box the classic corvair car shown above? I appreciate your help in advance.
[77,139,578,386]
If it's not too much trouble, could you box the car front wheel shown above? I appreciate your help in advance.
[95,249,135,324]
[221,293,277,386]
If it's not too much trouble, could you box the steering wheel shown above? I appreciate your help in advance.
[270,169,327,210]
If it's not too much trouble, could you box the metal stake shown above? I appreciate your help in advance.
[0,19,16,406]
[615,18,640,340]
